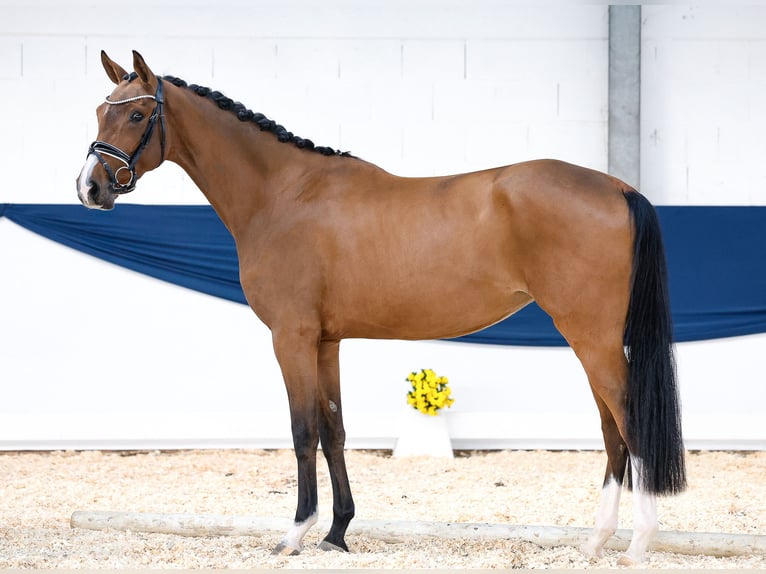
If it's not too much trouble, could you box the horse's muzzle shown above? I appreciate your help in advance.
[77,154,116,210]
[79,181,116,211]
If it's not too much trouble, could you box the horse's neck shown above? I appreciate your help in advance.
[164,86,312,235]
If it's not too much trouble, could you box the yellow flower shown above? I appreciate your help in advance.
[405,368,455,416]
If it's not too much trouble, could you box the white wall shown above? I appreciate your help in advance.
[0,0,608,204]
[0,2,763,450]
[642,5,766,204]
[3,220,762,451]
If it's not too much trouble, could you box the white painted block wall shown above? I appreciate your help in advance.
[0,0,608,204]
[642,5,766,204]
[2,221,762,451]
[0,2,763,450]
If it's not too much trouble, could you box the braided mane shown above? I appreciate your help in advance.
[124,72,353,158]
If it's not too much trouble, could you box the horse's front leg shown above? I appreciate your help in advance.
[316,340,355,552]
[271,328,321,556]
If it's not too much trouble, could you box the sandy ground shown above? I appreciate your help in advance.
[0,449,764,569]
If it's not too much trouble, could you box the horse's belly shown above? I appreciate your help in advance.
[331,287,533,341]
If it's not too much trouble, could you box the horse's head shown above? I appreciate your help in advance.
[77,51,166,210]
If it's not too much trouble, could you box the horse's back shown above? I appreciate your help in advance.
[307,159,633,341]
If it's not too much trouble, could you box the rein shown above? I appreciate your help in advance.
[88,78,166,194]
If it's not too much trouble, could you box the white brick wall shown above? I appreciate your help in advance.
[0,36,21,77]
[1,219,762,450]
[1,3,764,450]
[0,1,608,203]
[642,5,766,205]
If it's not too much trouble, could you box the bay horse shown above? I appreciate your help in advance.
[76,51,685,565]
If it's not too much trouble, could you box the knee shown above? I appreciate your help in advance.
[320,425,346,450]
[291,419,319,456]
[319,411,347,449]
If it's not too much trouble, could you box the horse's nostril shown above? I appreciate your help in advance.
[88,181,100,201]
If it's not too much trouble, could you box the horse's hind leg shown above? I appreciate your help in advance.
[573,341,658,565]
[620,459,658,566]
[316,340,355,552]
[581,394,629,559]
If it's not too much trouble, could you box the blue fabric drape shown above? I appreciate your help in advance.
[2,203,765,346]
[2,204,245,305]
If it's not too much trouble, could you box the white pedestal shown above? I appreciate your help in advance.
[392,408,454,458]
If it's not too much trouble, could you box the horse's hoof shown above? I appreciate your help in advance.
[579,543,603,559]
[271,542,301,556]
[617,553,640,567]
[318,540,348,552]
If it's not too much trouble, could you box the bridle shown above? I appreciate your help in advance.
[87,77,166,194]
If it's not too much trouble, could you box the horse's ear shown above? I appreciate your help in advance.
[132,50,158,90]
[101,51,127,85]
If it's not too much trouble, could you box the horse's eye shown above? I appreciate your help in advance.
[130,111,144,122]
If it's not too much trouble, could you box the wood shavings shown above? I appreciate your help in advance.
[0,449,763,569]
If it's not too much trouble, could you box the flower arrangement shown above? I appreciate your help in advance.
[406,368,455,416]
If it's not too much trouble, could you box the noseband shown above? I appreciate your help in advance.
[88,78,166,194]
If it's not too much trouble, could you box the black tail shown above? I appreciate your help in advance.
[623,190,686,495]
